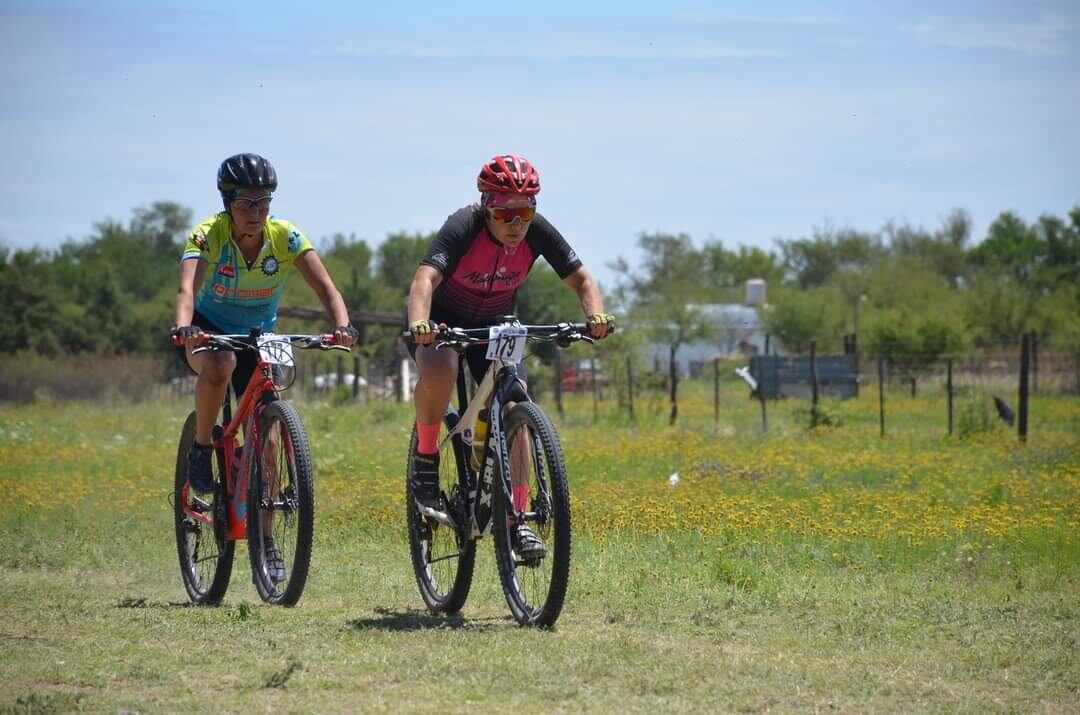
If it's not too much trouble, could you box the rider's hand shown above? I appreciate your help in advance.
[410,319,437,346]
[170,324,204,348]
[586,313,616,339]
[335,324,359,347]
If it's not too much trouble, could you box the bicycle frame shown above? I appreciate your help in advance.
[180,342,287,541]
[424,327,567,540]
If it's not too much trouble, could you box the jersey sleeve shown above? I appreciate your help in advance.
[529,214,583,279]
[419,206,484,277]
[276,220,314,257]
[181,222,214,262]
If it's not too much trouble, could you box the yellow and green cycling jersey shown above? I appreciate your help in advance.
[181,213,313,335]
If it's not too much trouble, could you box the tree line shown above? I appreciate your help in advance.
[2,202,1078,376]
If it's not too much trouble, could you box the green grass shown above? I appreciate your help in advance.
[1,383,1078,713]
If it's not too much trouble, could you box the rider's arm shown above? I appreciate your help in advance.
[174,258,208,347]
[294,250,356,345]
[564,266,614,338]
[562,265,604,317]
[407,265,443,325]
[175,258,208,324]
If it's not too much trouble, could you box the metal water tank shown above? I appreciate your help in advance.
[745,278,766,306]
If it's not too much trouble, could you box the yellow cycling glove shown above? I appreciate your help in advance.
[409,320,436,340]
[586,313,616,337]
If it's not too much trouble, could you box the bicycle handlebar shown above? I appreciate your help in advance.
[172,332,351,352]
[400,321,604,349]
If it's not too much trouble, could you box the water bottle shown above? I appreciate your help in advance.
[471,409,489,472]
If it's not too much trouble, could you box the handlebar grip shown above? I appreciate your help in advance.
[172,332,209,347]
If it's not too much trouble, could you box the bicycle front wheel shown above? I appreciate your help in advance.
[247,400,314,606]
[493,402,572,628]
[174,411,234,605]
[406,417,476,614]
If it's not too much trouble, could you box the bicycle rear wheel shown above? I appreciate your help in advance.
[406,416,476,613]
[247,400,314,606]
[493,402,572,628]
[174,411,234,605]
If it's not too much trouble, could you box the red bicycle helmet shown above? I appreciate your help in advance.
[476,154,541,195]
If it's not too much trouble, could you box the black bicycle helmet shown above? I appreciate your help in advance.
[217,153,278,196]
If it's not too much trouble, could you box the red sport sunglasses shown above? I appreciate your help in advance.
[488,206,536,223]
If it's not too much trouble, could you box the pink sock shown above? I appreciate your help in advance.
[512,483,529,514]
[416,420,440,455]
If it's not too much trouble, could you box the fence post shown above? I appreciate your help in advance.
[809,341,819,427]
[773,349,781,401]
[352,354,361,400]
[1075,352,1080,396]
[878,356,886,438]
[759,375,768,434]
[853,332,860,398]
[714,359,720,424]
[553,348,564,420]
[1032,332,1039,395]
[591,356,599,422]
[365,358,372,403]
[946,358,953,436]
[626,355,635,422]
[1019,332,1030,443]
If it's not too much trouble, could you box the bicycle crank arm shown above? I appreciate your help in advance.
[415,500,457,529]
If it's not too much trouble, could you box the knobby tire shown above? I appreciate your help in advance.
[174,411,235,605]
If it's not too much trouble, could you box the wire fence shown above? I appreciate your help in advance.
[3,335,1077,445]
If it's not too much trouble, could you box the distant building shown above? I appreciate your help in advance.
[643,280,770,379]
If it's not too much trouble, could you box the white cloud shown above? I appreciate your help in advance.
[902,13,1080,56]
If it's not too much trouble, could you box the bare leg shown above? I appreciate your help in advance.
[414,346,458,427]
[186,348,237,445]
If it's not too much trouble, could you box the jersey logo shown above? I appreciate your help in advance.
[288,231,301,254]
[431,252,449,269]
[261,256,280,276]
[464,270,522,287]
[217,263,235,278]
[191,230,208,251]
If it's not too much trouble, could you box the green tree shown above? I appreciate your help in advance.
[370,232,433,313]
[967,211,1042,285]
[885,210,971,289]
[759,286,846,354]
[613,232,710,424]
[962,276,1032,345]
[311,232,375,312]
[777,227,882,289]
[864,308,968,392]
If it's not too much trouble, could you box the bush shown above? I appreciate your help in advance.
[956,398,997,438]
[0,352,174,404]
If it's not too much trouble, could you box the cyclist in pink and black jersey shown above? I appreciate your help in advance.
[406,154,614,558]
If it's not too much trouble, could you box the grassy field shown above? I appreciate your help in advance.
[1,382,1078,713]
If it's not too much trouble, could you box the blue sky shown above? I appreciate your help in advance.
[2,0,1078,290]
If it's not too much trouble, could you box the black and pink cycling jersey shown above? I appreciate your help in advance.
[419,205,583,324]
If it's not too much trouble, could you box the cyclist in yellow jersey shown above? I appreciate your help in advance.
[172,153,358,494]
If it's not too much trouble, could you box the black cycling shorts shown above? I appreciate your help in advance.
[174,311,259,398]
[406,311,528,387]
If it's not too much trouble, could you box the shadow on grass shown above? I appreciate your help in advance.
[346,606,507,632]
[115,597,197,609]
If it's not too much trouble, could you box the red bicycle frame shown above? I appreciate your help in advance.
[179,336,314,540]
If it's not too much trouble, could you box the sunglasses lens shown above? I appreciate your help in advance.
[233,195,272,210]
[492,207,535,222]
